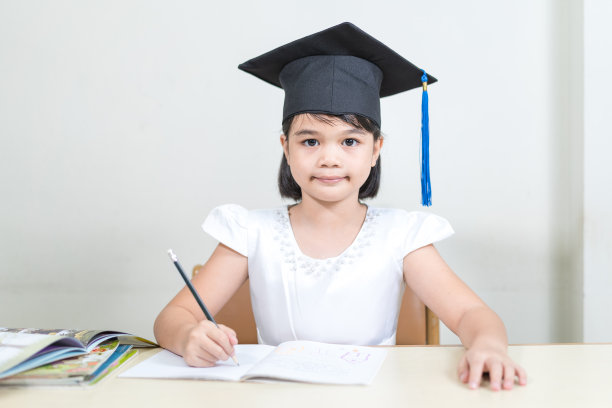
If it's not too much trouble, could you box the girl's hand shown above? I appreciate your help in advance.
[180,320,238,367]
[457,343,527,391]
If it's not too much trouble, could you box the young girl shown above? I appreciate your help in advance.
[154,22,527,391]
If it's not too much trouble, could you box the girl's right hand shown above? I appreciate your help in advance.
[181,320,238,367]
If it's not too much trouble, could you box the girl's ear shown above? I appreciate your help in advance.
[371,136,384,167]
[280,134,290,163]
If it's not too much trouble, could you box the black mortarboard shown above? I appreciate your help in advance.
[238,22,435,206]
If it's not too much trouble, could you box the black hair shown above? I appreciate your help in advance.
[278,113,382,201]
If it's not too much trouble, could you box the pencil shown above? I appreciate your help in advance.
[167,249,240,366]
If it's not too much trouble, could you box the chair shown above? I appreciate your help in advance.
[192,265,440,345]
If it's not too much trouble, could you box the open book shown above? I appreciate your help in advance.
[119,340,387,385]
[0,328,156,381]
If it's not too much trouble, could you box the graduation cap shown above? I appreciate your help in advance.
[238,22,435,206]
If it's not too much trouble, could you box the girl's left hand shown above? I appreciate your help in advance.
[457,344,527,391]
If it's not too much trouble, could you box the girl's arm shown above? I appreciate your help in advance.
[403,244,527,391]
[153,243,248,367]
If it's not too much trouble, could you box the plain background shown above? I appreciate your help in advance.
[1,0,610,345]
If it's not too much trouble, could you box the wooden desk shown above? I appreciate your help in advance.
[1,344,610,408]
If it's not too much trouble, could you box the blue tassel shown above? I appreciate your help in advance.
[420,70,432,206]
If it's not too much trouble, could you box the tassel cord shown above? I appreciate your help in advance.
[420,71,432,206]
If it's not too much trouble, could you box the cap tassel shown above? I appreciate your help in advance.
[420,70,432,206]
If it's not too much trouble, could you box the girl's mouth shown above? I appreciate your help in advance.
[313,176,347,184]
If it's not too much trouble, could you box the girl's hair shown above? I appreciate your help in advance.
[278,113,382,200]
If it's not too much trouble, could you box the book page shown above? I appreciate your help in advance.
[119,345,275,382]
[0,333,52,370]
[242,341,387,385]
[0,328,156,350]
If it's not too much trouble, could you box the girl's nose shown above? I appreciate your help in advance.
[317,145,341,167]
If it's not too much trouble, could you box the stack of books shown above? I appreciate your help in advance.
[0,328,156,386]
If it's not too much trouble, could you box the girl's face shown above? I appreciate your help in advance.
[280,114,383,205]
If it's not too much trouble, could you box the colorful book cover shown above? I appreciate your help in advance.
[89,347,138,385]
[0,340,136,386]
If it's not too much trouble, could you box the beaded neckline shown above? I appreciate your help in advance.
[273,206,380,278]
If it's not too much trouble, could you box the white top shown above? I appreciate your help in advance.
[202,204,454,346]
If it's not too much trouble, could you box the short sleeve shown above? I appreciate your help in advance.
[398,211,454,258]
[201,204,248,257]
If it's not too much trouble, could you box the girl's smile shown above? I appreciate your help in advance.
[312,176,348,184]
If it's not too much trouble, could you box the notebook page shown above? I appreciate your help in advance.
[242,341,387,385]
[119,345,275,381]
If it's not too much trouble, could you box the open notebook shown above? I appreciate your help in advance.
[119,340,387,385]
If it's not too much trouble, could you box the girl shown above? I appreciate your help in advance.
[154,22,527,391]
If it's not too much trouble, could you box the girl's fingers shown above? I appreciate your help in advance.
[487,361,503,391]
[467,359,484,390]
[181,321,237,366]
[206,327,235,358]
[460,349,527,391]
[183,346,218,367]
[198,347,223,365]
[200,334,231,361]
[457,355,469,383]
[184,355,214,367]
[219,324,239,345]
[218,324,237,338]
[516,364,528,386]
[502,363,515,390]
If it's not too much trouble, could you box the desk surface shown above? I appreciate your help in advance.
[0,344,610,408]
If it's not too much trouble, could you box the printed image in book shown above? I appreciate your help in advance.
[0,328,156,381]
[0,338,138,386]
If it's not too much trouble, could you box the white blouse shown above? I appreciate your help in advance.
[202,204,454,346]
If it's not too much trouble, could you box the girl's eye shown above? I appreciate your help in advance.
[343,138,359,147]
[303,139,319,147]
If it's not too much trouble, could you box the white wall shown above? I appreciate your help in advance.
[0,0,608,344]
[584,0,612,342]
